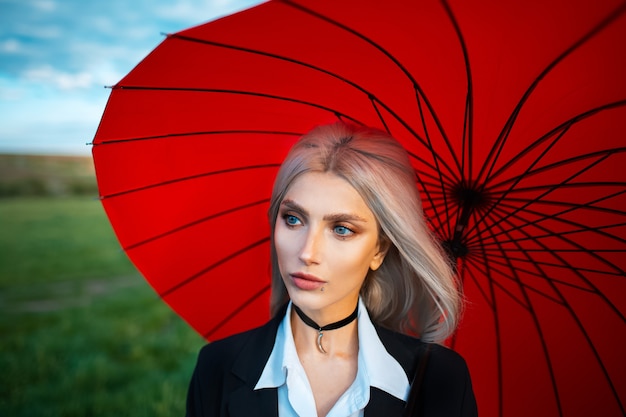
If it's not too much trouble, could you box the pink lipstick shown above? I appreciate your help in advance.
[290,272,326,291]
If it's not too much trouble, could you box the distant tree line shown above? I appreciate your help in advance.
[0,154,99,198]
[0,177,99,198]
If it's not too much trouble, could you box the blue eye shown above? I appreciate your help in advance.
[334,225,354,237]
[284,214,301,226]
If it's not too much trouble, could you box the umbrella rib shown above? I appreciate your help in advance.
[99,163,282,200]
[160,237,270,298]
[92,129,303,147]
[480,203,626,284]
[112,85,365,126]
[492,221,626,250]
[481,203,626,322]
[461,258,494,310]
[123,199,270,251]
[476,2,626,186]
[488,119,573,193]
[448,265,481,351]
[468,145,616,242]
[164,33,460,177]
[501,181,626,193]
[484,209,579,416]
[466,219,507,416]
[497,186,626,218]
[467,255,561,307]
[487,248,624,254]
[458,253,506,415]
[500,187,626,218]
[499,180,626,198]
[415,168,458,187]
[412,160,459,236]
[278,0,461,169]
[369,96,391,134]
[203,283,271,340]
[544,296,626,416]
[488,101,626,184]
[115,82,461,179]
[424,196,459,240]
[448,265,465,350]
[486,190,626,254]
[441,0,474,180]
[479,255,606,293]
[414,92,456,239]
[489,253,625,281]
[495,216,626,415]
[468,105,626,249]
[470,213,550,308]
[500,147,626,192]
[168,27,467,186]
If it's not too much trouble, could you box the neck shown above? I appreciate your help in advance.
[291,302,359,355]
[294,303,358,330]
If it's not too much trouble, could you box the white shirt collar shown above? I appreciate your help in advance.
[255,298,410,402]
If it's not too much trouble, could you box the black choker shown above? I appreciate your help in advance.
[293,303,359,354]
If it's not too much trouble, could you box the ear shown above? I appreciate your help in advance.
[370,237,391,271]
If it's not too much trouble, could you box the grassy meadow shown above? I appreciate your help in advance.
[0,155,205,416]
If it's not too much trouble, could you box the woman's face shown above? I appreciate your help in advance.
[274,171,387,318]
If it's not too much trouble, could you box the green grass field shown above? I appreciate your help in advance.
[0,197,205,416]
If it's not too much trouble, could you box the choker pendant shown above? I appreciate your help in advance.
[293,303,359,354]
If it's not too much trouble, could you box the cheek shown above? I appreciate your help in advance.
[273,223,293,264]
[334,244,378,278]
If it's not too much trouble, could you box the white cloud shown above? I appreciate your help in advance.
[0,39,20,53]
[27,25,63,40]
[0,83,24,101]
[23,65,94,90]
[0,80,108,155]
[154,0,264,23]
[88,62,125,88]
[31,0,57,12]
[0,0,266,155]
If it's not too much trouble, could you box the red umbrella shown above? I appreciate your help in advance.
[91,0,626,416]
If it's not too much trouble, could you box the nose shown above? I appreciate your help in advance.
[298,226,322,265]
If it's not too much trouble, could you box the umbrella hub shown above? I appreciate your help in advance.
[443,182,492,262]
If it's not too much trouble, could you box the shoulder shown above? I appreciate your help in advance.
[195,329,256,370]
[200,323,267,354]
[374,325,470,377]
[425,343,471,376]
[420,344,476,416]
[196,321,275,366]
[194,310,284,379]
[374,325,476,414]
[186,312,285,417]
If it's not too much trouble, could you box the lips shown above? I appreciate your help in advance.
[290,272,326,291]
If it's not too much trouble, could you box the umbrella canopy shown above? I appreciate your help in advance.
[91,0,626,416]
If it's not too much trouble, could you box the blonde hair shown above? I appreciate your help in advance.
[268,122,462,342]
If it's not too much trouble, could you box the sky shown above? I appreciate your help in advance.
[0,0,264,156]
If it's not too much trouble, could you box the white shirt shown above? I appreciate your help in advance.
[254,298,410,417]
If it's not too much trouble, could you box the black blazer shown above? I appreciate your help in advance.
[186,310,477,417]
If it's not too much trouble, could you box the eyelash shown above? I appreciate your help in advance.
[334,225,355,237]
[281,213,355,238]
[283,214,301,227]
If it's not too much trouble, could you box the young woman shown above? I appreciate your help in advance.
[186,122,477,417]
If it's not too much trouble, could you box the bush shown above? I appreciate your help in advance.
[0,178,48,198]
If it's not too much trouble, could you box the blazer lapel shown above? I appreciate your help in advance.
[227,385,277,417]
[223,308,420,417]
[365,387,407,416]
[368,324,425,417]
[226,306,286,417]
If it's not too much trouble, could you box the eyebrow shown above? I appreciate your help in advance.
[280,199,369,223]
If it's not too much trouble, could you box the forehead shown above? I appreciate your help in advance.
[282,172,375,220]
